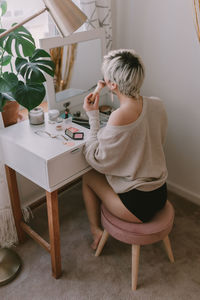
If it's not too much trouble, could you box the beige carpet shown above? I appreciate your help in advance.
[1,182,200,300]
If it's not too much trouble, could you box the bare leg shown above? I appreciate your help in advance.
[82,174,103,249]
[82,169,142,250]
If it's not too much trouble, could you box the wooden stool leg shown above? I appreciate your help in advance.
[163,235,174,263]
[132,244,140,291]
[95,230,109,257]
[5,165,25,243]
[46,190,62,278]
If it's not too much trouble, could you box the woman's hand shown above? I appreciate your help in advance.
[83,93,99,112]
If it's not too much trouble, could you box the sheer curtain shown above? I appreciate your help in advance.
[0,115,31,247]
[0,115,18,247]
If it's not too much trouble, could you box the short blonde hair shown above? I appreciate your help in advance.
[102,49,145,98]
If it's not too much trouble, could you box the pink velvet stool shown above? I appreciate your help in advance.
[95,200,175,290]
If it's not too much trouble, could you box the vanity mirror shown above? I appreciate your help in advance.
[39,29,107,112]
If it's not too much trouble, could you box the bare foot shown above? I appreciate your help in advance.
[91,229,103,250]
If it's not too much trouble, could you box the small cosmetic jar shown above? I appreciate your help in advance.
[48,109,60,121]
[56,125,63,131]
[28,107,44,125]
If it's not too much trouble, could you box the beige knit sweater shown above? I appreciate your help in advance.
[83,96,168,193]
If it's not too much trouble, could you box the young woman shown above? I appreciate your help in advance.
[82,49,168,250]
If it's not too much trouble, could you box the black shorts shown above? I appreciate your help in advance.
[118,183,167,223]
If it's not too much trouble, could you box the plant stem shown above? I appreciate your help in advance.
[10,61,13,73]
[0,49,5,76]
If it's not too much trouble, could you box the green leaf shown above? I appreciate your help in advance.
[34,59,54,68]
[0,28,6,47]
[15,49,55,83]
[1,54,12,66]
[0,92,15,112]
[0,92,15,101]
[0,1,7,17]
[28,67,46,82]
[3,72,18,87]
[31,49,51,60]
[0,73,18,93]
[14,81,45,111]
[15,57,28,73]
[1,24,36,57]
[0,77,10,92]
[35,64,54,77]
[3,35,12,53]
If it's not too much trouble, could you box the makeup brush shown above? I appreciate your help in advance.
[89,80,106,103]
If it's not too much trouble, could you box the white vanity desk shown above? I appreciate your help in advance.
[0,115,91,278]
[0,28,109,278]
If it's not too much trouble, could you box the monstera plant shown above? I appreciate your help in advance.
[0,0,54,113]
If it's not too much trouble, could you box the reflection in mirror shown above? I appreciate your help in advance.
[50,39,102,103]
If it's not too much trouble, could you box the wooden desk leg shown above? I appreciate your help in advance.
[46,190,62,279]
[5,165,25,243]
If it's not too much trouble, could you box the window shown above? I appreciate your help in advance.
[1,1,83,46]
[2,0,49,47]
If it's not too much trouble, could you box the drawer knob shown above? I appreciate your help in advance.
[70,148,81,154]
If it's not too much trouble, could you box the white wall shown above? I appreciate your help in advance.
[113,0,200,204]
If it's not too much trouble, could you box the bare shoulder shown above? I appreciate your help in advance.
[108,102,143,126]
[107,108,130,126]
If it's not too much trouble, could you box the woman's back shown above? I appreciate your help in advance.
[84,96,168,193]
[107,96,143,126]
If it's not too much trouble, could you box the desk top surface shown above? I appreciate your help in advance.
[0,114,89,161]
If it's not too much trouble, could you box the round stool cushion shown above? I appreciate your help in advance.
[101,200,174,245]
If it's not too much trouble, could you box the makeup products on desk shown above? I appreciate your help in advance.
[48,109,60,121]
[34,129,76,147]
[48,109,64,124]
[35,119,86,147]
[29,107,44,125]
[65,127,84,140]
[56,125,63,131]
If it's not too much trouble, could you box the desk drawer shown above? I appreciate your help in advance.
[47,146,89,187]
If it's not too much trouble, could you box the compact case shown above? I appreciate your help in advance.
[65,127,84,140]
